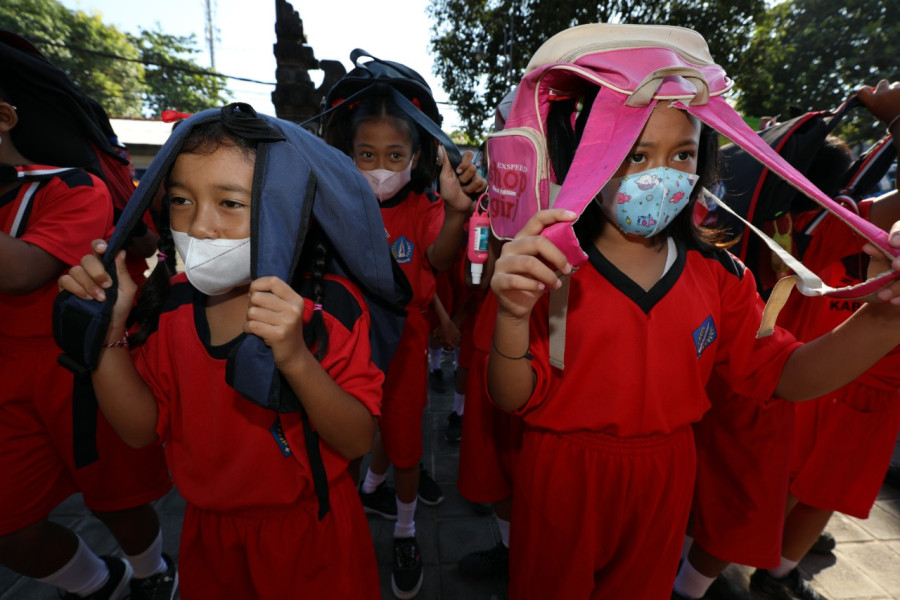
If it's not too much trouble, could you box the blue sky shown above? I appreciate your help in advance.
[57,0,462,129]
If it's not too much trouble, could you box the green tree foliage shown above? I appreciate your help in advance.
[736,0,900,145]
[0,0,230,118]
[428,0,765,141]
[135,29,230,117]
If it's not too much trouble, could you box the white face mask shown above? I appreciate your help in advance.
[171,230,252,296]
[357,159,413,202]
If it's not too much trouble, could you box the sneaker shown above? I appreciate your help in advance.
[809,531,836,555]
[417,464,444,506]
[428,368,446,393]
[444,411,462,442]
[749,568,826,600]
[130,553,178,600]
[458,542,509,578]
[391,536,423,599]
[707,572,751,600]
[359,481,398,520]
[61,556,133,600]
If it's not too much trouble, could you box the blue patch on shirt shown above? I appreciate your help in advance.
[693,315,717,358]
[391,236,414,264]
[270,419,292,457]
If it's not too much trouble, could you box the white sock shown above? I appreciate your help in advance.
[453,392,465,415]
[361,468,386,494]
[124,530,166,579]
[672,558,715,599]
[768,556,799,579]
[681,535,694,561]
[429,350,442,371]
[36,537,109,595]
[394,498,417,538]
[495,515,510,548]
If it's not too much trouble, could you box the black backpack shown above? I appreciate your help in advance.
[716,96,896,294]
[307,49,462,168]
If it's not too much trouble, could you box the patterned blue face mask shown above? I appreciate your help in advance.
[597,167,699,237]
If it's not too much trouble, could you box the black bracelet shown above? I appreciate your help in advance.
[491,340,532,360]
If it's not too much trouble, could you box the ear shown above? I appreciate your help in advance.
[0,102,18,135]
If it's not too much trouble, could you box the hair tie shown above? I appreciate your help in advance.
[161,109,192,123]
[313,303,323,312]
[156,251,168,261]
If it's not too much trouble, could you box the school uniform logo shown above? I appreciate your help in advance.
[391,236,414,264]
[693,315,717,358]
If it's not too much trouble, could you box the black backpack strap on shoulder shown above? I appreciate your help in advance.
[301,410,331,520]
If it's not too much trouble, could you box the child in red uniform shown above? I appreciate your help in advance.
[0,82,174,600]
[487,71,900,600]
[322,77,485,598]
[59,110,384,599]
[747,79,900,600]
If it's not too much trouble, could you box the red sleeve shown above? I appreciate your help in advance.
[21,174,114,266]
[315,276,384,418]
[420,192,444,266]
[713,261,801,400]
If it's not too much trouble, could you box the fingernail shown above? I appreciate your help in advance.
[101,280,111,288]
[96,291,106,301]
[564,210,577,218]
[97,241,107,250]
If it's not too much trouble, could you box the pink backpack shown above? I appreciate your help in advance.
[487,24,899,316]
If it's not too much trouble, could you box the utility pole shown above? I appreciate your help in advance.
[203,0,216,69]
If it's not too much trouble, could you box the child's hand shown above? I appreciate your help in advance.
[857,80,900,127]
[456,149,488,196]
[438,318,462,350]
[244,276,309,367]
[437,146,476,214]
[491,209,576,320]
[863,221,900,305]
[58,239,136,338]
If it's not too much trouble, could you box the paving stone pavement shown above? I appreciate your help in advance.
[2,355,898,599]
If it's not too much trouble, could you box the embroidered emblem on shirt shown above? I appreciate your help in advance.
[270,419,292,457]
[693,315,717,358]
[391,235,414,264]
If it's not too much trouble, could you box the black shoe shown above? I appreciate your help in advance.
[61,556,133,600]
[444,411,462,442]
[458,542,509,578]
[428,368,446,393]
[706,572,751,600]
[809,531,836,555]
[417,464,444,506]
[391,536,423,599]
[749,568,827,600]
[130,553,178,600]
[469,501,494,516]
[359,481,398,520]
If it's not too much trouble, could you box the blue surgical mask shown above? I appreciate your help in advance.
[597,167,699,237]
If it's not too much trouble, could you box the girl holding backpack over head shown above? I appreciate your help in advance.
[59,105,388,599]
[485,24,900,599]
[321,55,486,599]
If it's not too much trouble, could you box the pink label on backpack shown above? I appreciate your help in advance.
[487,128,550,239]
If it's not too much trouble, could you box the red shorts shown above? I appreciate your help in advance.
[790,383,900,518]
[178,471,379,600]
[692,385,793,568]
[509,426,695,600]
[457,350,523,503]
[380,310,429,468]
[0,337,171,535]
